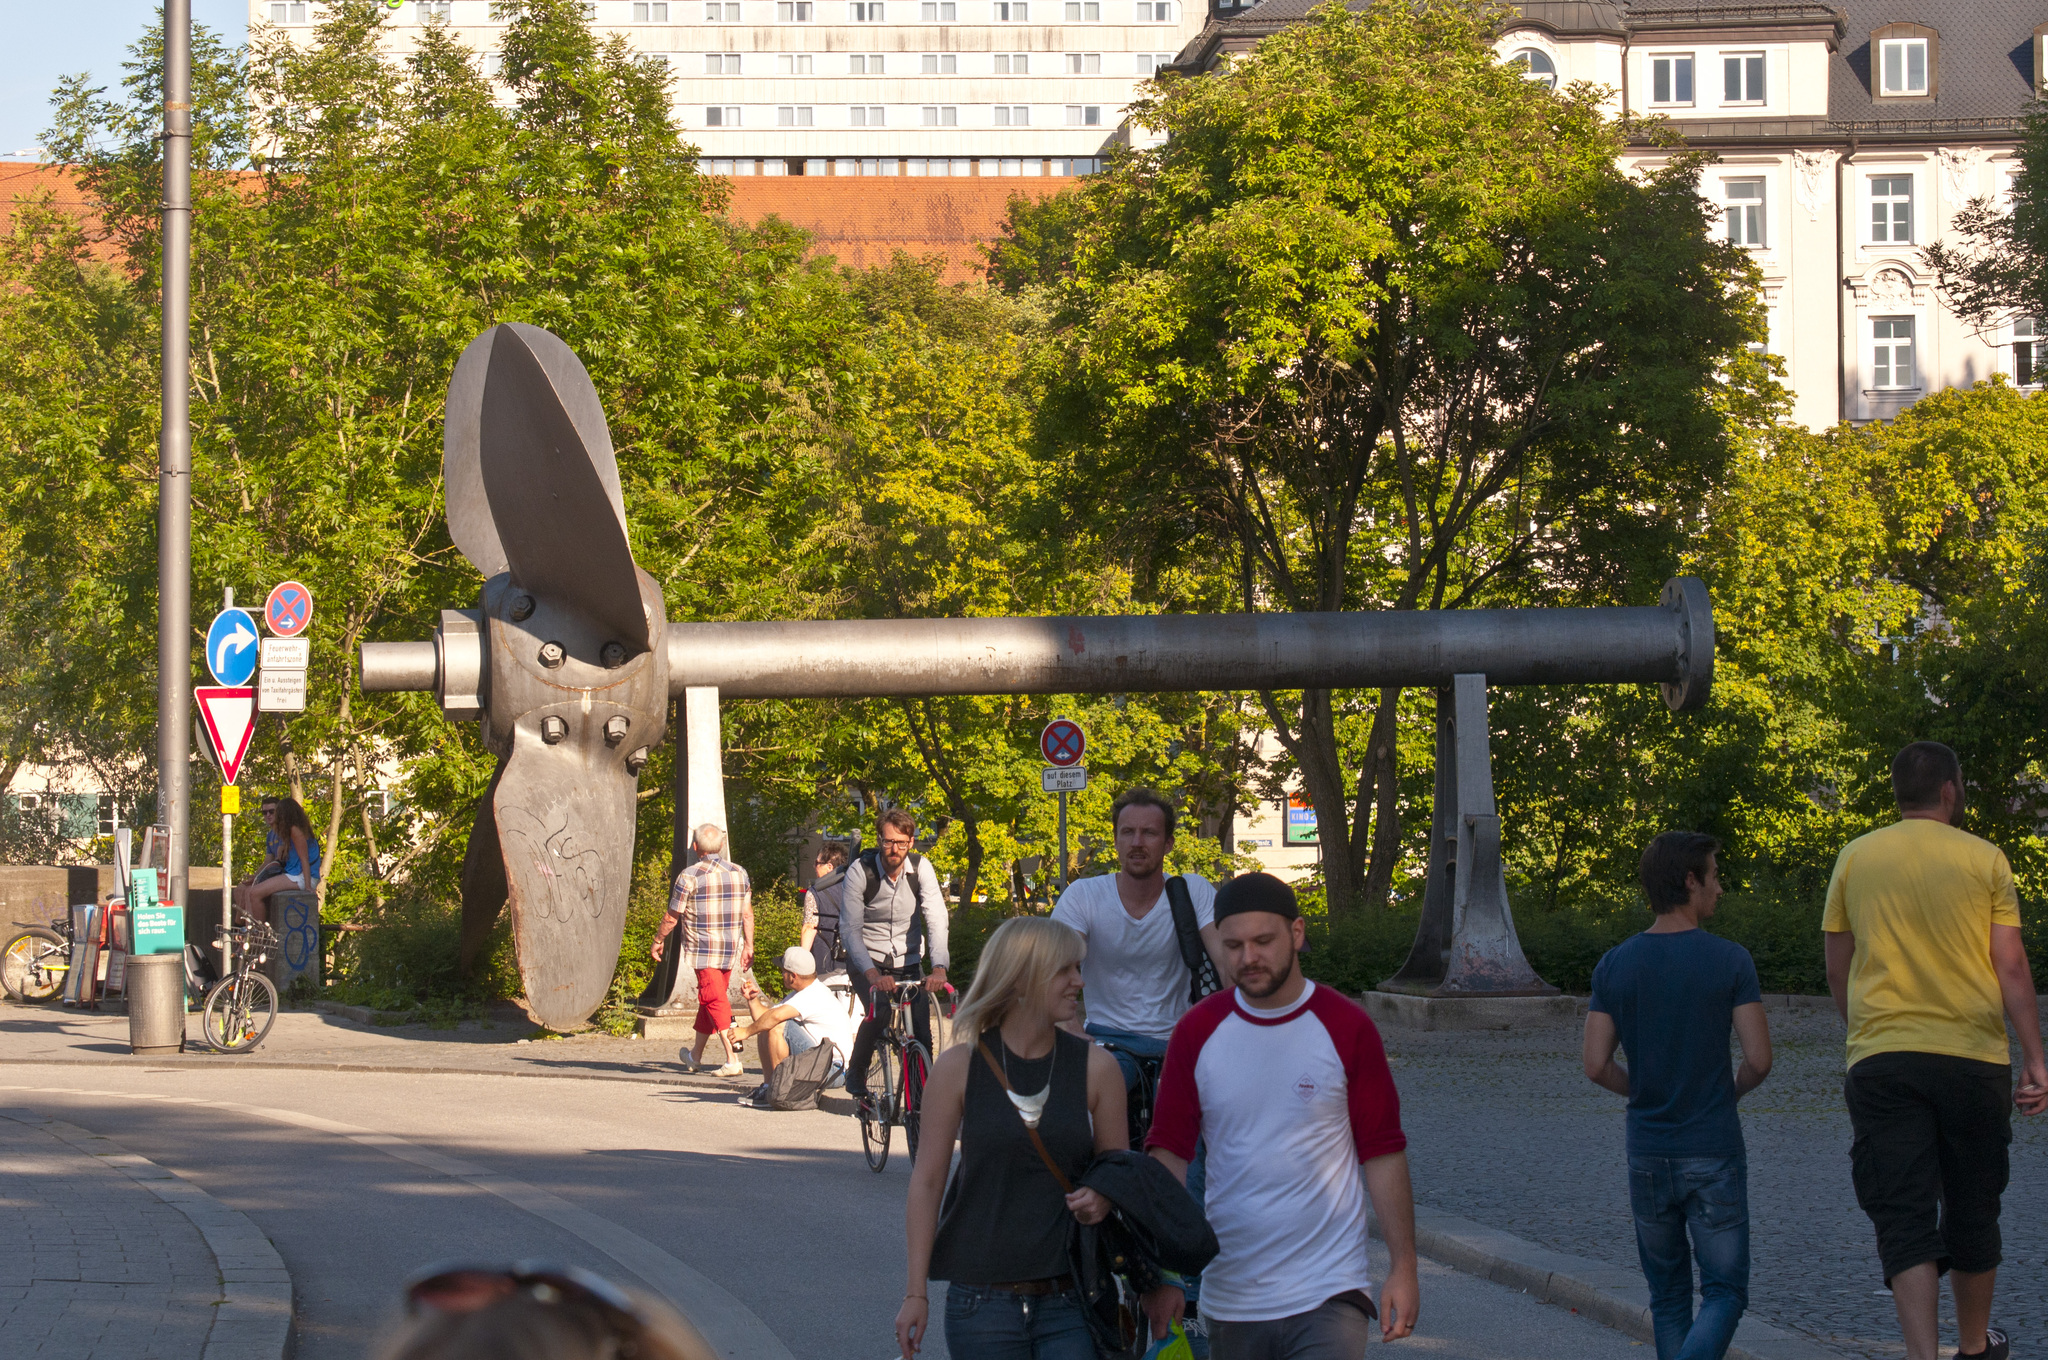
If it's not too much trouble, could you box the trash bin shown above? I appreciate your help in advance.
[126,952,186,1055]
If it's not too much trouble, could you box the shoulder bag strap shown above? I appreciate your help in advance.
[976,1038,1075,1193]
[1164,876,1221,1002]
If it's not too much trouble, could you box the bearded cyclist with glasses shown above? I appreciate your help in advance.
[842,807,951,1113]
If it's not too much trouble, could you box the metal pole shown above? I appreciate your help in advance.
[157,0,193,910]
[1056,789,1068,897]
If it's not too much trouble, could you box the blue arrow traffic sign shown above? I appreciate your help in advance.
[205,608,260,687]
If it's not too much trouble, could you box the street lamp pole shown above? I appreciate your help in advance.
[158,0,193,907]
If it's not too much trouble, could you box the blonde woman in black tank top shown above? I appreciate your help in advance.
[897,917,1175,1359]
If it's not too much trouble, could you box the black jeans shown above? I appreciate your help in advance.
[1844,1050,2013,1284]
[845,967,931,1098]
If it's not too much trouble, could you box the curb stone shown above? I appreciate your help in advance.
[1378,1205,1846,1360]
[0,1110,292,1360]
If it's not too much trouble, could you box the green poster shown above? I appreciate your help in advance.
[131,906,184,956]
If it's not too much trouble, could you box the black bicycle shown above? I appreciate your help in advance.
[1,915,73,1003]
[201,921,280,1053]
[1093,1037,1165,1149]
[858,972,933,1173]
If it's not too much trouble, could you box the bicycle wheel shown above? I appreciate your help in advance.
[860,1044,894,1172]
[202,972,278,1052]
[901,1040,931,1169]
[1,929,67,1003]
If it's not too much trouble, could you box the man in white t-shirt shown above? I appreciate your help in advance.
[1148,872,1419,1358]
[733,947,858,1109]
[1051,787,1233,1081]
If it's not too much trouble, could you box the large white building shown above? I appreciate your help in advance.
[1177,0,2042,429]
[255,0,1219,176]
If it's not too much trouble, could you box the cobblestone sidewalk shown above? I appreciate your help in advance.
[1385,1000,2045,1360]
[0,1110,289,1359]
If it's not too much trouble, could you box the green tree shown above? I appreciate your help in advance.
[1926,103,2048,326]
[1013,0,1769,916]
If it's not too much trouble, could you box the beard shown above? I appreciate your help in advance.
[1237,949,1298,1000]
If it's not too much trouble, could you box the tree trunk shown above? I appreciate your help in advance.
[1292,688,1364,917]
[316,694,350,910]
[958,822,984,913]
[1357,688,1404,911]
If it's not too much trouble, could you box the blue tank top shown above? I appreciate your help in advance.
[285,834,322,882]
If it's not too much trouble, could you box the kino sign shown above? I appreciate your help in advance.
[361,324,1713,1031]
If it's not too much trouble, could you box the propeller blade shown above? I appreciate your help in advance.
[477,325,652,653]
[443,330,509,581]
[491,726,640,1031]
[457,759,509,979]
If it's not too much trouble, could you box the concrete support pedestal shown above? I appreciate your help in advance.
[1364,990,1582,1031]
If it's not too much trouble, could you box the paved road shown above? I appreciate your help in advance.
[1388,999,2046,1360]
[1,1008,1657,1360]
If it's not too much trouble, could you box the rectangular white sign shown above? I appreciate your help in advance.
[258,667,308,712]
[260,637,310,669]
[1041,766,1088,793]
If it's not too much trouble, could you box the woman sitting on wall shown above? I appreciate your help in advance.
[232,795,319,919]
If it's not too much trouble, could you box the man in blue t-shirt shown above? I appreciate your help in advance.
[1585,832,1773,1360]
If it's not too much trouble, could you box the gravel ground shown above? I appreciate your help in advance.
[1384,999,2045,1360]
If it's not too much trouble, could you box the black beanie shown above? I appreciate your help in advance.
[1213,872,1300,923]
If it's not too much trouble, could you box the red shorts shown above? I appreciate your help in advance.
[693,969,733,1033]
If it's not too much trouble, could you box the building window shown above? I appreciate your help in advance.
[706,105,740,125]
[995,1,1028,17]
[777,54,813,72]
[268,2,310,21]
[1725,179,1764,247]
[707,52,741,72]
[1509,48,1556,90]
[1723,52,1763,103]
[921,105,959,125]
[633,0,670,17]
[1877,37,1929,96]
[777,105,815,125]
[776,1,813,18]
[1135,53,1173,74]
[1065,104,1101,125]
[995,105,1029,124]
[1135,0,1171,17]
[1053,156,1098,175]
[1064,1,1100,17]
[850,105,885,125]
[849,54,883,72]
[1650,53,1693,105]
[704,1,739,15]
[921,0,957,16]
[1065,53,1102,73]
[1870,174,1912,244]
[922,54,959,73]
[97,794,120,838]
[994,52,1029,73]
[850,1,884,17]
[1871,317,1915,390]
[417,1,452,19]
[482,52,504,75]
[2016,318,2039,387]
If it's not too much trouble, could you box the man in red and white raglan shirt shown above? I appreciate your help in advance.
[1147,873,1419,1358]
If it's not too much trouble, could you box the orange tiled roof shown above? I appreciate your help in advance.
[719,175,1076,282]
[0,161,121,263]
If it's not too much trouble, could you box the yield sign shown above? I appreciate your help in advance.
[1040,718,1086,768]
[195,686,259,785]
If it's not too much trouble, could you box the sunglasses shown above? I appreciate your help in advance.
[403,1261,651,1351]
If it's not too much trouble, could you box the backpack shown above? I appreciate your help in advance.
[807,871,848,969]
[1165,876,1222,1006]
[765,1037,840,1111]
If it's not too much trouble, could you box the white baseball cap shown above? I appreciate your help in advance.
[780,946,817,975]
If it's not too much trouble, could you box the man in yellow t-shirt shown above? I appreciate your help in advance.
[1823,742,2046,1360]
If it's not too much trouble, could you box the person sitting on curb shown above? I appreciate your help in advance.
[733,947,858,1110]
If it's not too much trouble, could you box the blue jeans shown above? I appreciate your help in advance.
[944,1283,1097,1360]
[1628,1153,1750,1360]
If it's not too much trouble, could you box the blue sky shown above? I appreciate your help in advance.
[3,2,249,156]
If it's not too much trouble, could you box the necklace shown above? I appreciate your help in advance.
[1001,1034,1057,1129]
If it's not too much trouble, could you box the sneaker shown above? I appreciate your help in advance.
[714,1062,745,1078]
[741,1090,773,1110]
[745,1082,768,1102]
[1960,1328,2009,1360]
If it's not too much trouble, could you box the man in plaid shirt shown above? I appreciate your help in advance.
[651,824,754,1077]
